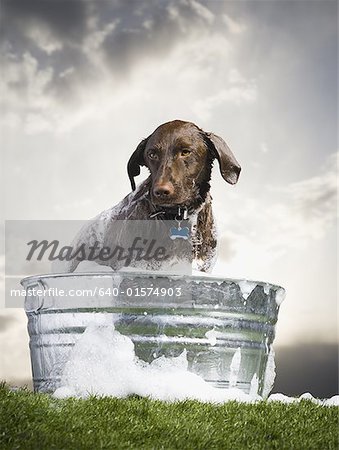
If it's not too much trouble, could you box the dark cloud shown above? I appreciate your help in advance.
[1,0,216,105]
[1,0,95,105]
[274,343,338,398]
[2,0,89,41]
[99,0,215,74]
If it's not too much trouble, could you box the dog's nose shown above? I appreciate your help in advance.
[153,183,174,197]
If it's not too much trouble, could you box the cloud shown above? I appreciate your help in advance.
[1,51,55,133]
[0,0,226,133]
[0,2,254,135]
[217,152,337,266]
[167,0,215,28]
[279,168,337,232]
[93,0,216,79]
[2,0,89,44]
[193,82,257,120]
[222,14,247,34]
[192,67,257,119]
[268,154,337,246]
[24,26,63,55]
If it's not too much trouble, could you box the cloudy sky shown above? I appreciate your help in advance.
[0,0,337,392]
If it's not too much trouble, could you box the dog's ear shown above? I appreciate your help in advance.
[127,138,148,191]
[205,132,241,185]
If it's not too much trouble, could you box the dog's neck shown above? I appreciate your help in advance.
[149,204,195,221]
[148,191,211,221]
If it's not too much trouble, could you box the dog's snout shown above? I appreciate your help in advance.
[153,182,174,198]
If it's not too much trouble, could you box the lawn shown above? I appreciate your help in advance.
[0,383,338,450]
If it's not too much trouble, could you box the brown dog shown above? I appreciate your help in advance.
[67,120,241,273]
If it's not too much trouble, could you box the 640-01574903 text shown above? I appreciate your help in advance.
[10,286,183,298]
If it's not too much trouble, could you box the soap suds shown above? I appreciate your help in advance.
[238,281,256,300]
[275,288,286,306]
[250,373,259,397]
[205,329,217,346]
[229,347,241,388]
[53,319,258,403]
[262,348,276,399]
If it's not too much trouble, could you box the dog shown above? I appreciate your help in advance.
[65,120,241,273]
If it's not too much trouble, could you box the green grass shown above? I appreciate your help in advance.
[0,383,337,450]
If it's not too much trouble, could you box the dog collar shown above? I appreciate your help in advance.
[150,205,190,220]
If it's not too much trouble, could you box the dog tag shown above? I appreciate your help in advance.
[169,221,190,240]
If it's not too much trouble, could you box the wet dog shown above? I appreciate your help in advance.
[66,120,241,273]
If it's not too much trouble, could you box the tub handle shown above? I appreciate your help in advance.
[24,281,45,313]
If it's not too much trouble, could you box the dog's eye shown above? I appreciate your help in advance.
[180,149,191,157]
[148,151,159,160]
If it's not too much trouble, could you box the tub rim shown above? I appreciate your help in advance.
[20,271,285,293]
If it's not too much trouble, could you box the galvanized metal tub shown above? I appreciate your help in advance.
[21,272,284,397]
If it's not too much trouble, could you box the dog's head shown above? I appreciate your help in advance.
[127,120,241,208]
